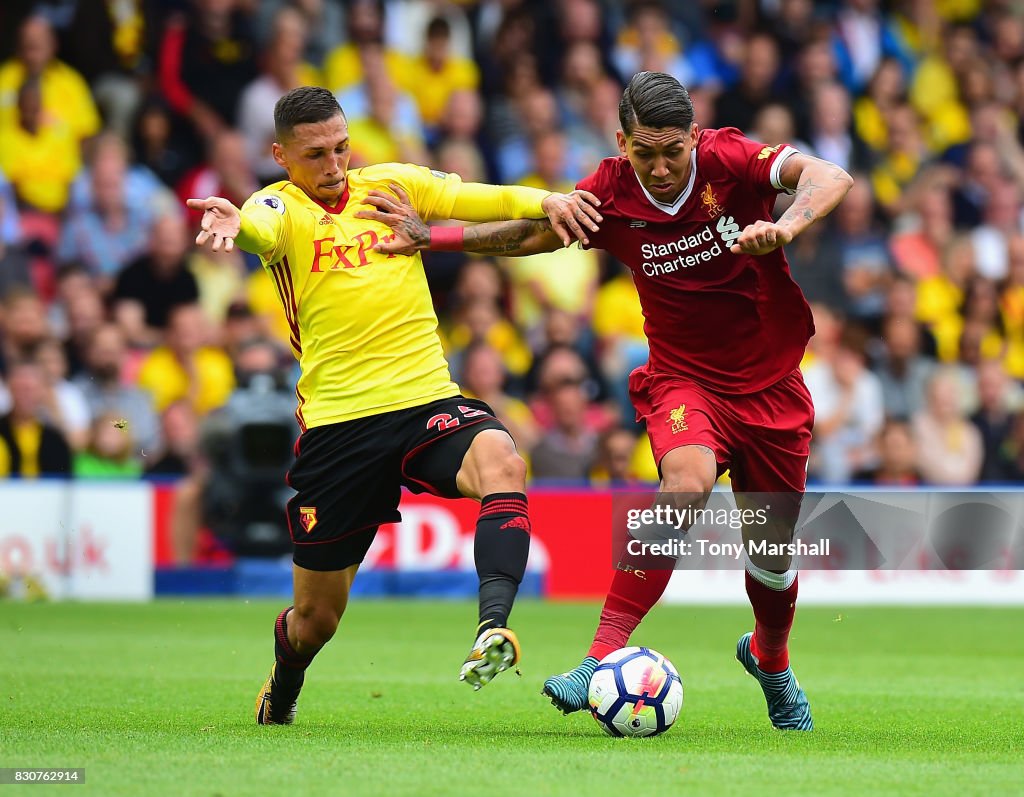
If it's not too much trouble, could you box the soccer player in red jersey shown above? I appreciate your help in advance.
[363,72,853,730]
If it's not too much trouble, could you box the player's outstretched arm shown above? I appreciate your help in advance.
[358,184,566,256]
[730,154,854,256]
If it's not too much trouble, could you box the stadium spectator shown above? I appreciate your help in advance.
[74,323,160,455]
[951,142,1006,230]
[137,303,235,415]
[713,32,780,132]
[873,315,935,420]
[409,16,480,133]
[592,260,648,425]
[61,283,108,380]
[73,411,143,479]
[528,344,611,434]
[339,44,427,167]
[1,289,50,373]
[588,425,642,486]
[870,103,929,214]
[913,367,983,486]
[519,130,575,193]
[749,103,802,151]
[446,298,532,385]
[145,399,200,477]
[968,179,1022,282]
[831,175,892,332]
[496,87,562,184]
[853,56,908,154]
[909,23,974,154]
[130,98,194,190]
[835,0,886,91]
[557,41,616,131]
[33,336,90,451]
[804,332,885,484]
[0,77,80,214]
[69,131,175,216]
[890,181,955,281]
[564,77,621,178]
[1000,235,1024,341]
[971,359,1021,484]
[254,0,343,69]
[933,276,1006,370]
[807,82,869,174]
[113,214,200,348]
[850,419,923,486]
[157,0,258,140]
[56,145,156,285]
[59,0,152,140]
[238,7,319,185]
[612,1,697,87]
[0,15,100,143]
[321,0,407,94]
[529,366,599,482]
[178,129,258,228]
[460,341,538,455]
[0,359,72,478]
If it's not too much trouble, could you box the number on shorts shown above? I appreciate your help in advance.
[426,413,460,431]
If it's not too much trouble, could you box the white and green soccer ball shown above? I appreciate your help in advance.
[588,647,684,737]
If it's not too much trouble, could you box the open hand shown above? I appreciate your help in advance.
[541,189,602,247]
[186,196,240,252]
[355,183,430,255]
[729,220,793,256]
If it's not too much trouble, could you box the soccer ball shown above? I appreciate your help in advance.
[588,647,683,737]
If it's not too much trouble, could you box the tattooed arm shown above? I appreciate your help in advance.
[357,184,566,256]
[461,219,565,256]
[729,153,854,256]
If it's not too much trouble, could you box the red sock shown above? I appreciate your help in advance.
[588,559,674,661]
[745,571,798,673]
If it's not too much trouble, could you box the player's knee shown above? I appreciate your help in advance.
[660,473,713,505]
[291,605,341,649]
[481,449,527,492]
[470,439,526,492]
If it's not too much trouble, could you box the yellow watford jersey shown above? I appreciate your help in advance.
[237,163,468,429]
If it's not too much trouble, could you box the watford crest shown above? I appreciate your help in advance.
[299,506,318,533]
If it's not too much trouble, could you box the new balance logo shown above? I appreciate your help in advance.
[318,214,332,225]
[629,220,647,228]
[500,517,531,532]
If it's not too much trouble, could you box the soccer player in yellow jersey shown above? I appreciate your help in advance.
[187,86,601,725]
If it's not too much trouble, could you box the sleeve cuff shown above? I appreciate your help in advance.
[770,146,798,194]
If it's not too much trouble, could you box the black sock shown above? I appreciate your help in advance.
[474,492,531,636]
[274,606,315,689]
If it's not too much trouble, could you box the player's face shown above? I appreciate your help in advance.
[273,114,352,204]
[617,124,699,202]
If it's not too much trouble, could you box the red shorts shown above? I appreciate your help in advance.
[629,365,814,493]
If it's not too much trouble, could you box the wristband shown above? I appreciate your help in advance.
[429,225,465,251]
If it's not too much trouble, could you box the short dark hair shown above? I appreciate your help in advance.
[274,86,343,142]
[618,71,694,136]
[426,16,450,40]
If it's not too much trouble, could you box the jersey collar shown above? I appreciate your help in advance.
[309,183,351,215]
[634,151,698,217]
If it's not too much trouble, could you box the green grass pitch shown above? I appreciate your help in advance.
[1,599,1022,797]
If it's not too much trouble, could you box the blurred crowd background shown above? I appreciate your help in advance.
[2,0,1024,536]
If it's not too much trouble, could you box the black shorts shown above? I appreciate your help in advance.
[285,396,507,571]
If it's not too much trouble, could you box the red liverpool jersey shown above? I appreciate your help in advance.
[577,127,814,394]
